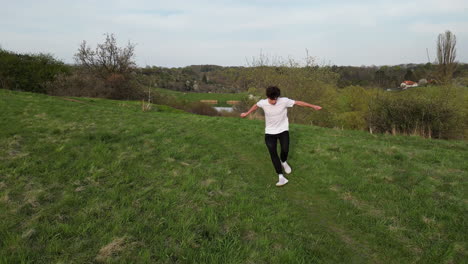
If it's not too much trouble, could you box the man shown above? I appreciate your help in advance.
[240,86,322,186]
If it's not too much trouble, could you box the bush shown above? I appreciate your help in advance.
[0,49,69,93]
[70,33,144,100]
[332,86,372,130]
[45,69,144,100]
[46,70,106,97]
[368,86,467,139]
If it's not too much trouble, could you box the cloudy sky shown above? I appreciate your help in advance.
[1,0,467,67]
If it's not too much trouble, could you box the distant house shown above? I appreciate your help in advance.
[400,80,418,89]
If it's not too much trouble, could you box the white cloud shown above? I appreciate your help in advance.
[409,22,468,34]
[381,0,468,16]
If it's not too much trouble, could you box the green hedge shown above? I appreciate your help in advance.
[367,86,467,139]
[0,49,69,93]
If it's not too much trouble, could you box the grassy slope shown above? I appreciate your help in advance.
[0,90,467,263]
[155,88,247,107]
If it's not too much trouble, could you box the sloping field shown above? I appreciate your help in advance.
[154,88,246,106]
[0,89,466,263]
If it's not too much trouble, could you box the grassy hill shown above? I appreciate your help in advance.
[0,89,466,263]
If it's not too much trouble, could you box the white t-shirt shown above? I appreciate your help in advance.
[257,97,295,134]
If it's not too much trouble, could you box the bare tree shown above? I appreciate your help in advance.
[74,33,136,78]
[73,33,142,99]
[436,30,457,84]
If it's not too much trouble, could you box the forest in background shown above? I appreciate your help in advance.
[136,62,468,93]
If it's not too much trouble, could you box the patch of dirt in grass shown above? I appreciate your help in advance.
[24,186,44,208]
[95,237,129,263]
[34,113,47,119]
[1,192,10,203]
[2,135,29,160]
[452,242,467,261]
[21,228,36,239]
[73,178,99,192]
[75,186,86,192]
[201,178,216,187]
[171,169,180,176]
[243,230,257,241]
[445,168,465,174]
[422,216,437,226]
[61,98,87,104]
[388,224,403,232]
[180,161,190,166]
[383,176,394,182]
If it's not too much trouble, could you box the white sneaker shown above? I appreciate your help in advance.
[282,161,292,174]
[276,175,289,187]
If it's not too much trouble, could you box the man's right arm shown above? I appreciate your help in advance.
[240,104,259,118]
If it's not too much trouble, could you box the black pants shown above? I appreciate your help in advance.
[265,131,289,174]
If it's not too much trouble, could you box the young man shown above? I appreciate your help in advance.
[240,86,322,186]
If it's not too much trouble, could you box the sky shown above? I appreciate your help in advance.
[1,0,467,67]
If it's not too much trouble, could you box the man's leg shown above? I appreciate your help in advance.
[265,134,283,174]
[279,131,290,162]
[279,131,292,174]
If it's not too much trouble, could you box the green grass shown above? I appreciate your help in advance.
[154,87,247,107]
[1,89,467,263]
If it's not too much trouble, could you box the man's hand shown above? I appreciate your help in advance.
[313,105,322,111]
[241,104,258,118]
[295,101,322,110]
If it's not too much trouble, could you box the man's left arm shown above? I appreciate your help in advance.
[294,101,322,110]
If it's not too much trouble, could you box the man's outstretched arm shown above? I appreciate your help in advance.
[294,101,322,110]
[240,104,259,118]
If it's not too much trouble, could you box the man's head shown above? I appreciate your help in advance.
[266,86,280,105]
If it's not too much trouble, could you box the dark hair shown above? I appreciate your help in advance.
[266,86,280,99]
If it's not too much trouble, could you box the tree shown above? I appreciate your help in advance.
[436,30,457,84]
[374,69,386,87]
[75,33,136,78]
[404,69,416,82]
[74,33,142,99]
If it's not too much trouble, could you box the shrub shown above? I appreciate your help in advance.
[368,86,467,139]
[46,70,107,97]
[46,68,144,100]
[333,86,372,130]
[71,33,144,100]
[0,49,69,93]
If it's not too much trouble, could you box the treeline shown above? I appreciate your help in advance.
[137,65,248,93]
[137,63,468,93]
